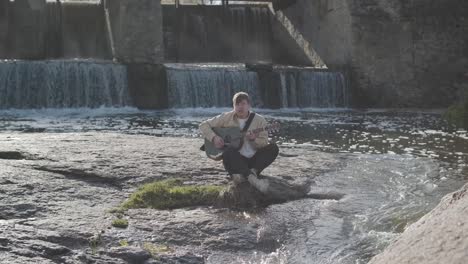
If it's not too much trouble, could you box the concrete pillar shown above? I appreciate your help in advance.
[104,0,164,64]
[127,63,168,109]
[11,0,47,59]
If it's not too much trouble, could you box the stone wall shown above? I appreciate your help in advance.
[104,0,164,64]
[281,0,468,107]
[7,0,47,59]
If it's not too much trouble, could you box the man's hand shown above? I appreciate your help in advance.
[213,135,225,149]
[246,131,258,141]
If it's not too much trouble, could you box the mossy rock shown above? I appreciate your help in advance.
[112,218,129,228]
[121,179,224,210]
[143,242,173,258]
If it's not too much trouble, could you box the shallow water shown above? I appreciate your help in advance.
[0,107,467,263]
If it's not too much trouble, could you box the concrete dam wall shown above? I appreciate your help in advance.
[0,0,333,110]
[279,0,468,108]
[0,0,164,63]
[0,0,110,60]
[163,5,273,63]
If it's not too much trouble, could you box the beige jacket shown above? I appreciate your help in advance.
[199,110,269,149]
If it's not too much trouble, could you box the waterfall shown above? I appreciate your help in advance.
[277,68,348,108]
[0,60,130,109]
[165,64,260,108]
[164,64,348,109]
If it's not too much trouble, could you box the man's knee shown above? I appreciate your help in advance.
[222,147,239,160]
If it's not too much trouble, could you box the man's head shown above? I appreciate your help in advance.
[233,92,251,118]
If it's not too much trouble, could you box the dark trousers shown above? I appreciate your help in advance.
[222,143,279,177]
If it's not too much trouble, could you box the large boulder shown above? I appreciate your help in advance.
[369,183,468,264]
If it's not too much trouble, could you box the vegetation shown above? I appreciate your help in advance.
[119,240,129,247]
[444,104,468,128]
[89,232,103,254]
[112,218,129,228]
[444,100,468,129]
[143,242,173,258]
[120,179,224,210]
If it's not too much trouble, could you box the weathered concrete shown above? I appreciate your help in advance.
[369,183,468,264]
[0,0,9,58]
[163,5,273,63]
[104,0,164,64]
[280,0,468,108]
[9,0,47,59]
[61,1,110,59]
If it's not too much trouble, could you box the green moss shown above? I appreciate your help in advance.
[444,104,466,128]
[143,242,173,258]
[121,179,224,210]
[119,240,129,247]
[108,207,126,214]
[112,218,129,228]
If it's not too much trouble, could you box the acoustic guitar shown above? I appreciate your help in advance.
[204,123,280,160]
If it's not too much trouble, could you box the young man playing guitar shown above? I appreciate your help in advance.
[199,92,279,188]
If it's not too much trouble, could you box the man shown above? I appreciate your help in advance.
[199,92,279,190]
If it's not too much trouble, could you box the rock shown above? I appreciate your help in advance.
[144,254,204,264]
[369,183,468,264]
[0,132,341,262]
[107,246,151,264]
[217,174,312,209]
[0,151,27,160]
[248,174,311,201]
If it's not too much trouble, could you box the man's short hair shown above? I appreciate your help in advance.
[233,92,250,105]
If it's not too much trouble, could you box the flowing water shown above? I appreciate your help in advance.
[165,64,348,108]
[0,60,130,109]
[0,107,467,263]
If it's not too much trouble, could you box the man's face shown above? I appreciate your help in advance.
[234,99,250,117]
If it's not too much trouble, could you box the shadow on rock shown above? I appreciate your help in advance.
[217,175,312,209]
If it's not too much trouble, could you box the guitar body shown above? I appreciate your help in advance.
[203,122,279,161]
[204,127,244,160]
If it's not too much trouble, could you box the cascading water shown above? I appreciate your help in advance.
[165,64,260,108]
[164,64,348,109]
[0,60,130,109]
[277,68,348,108]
